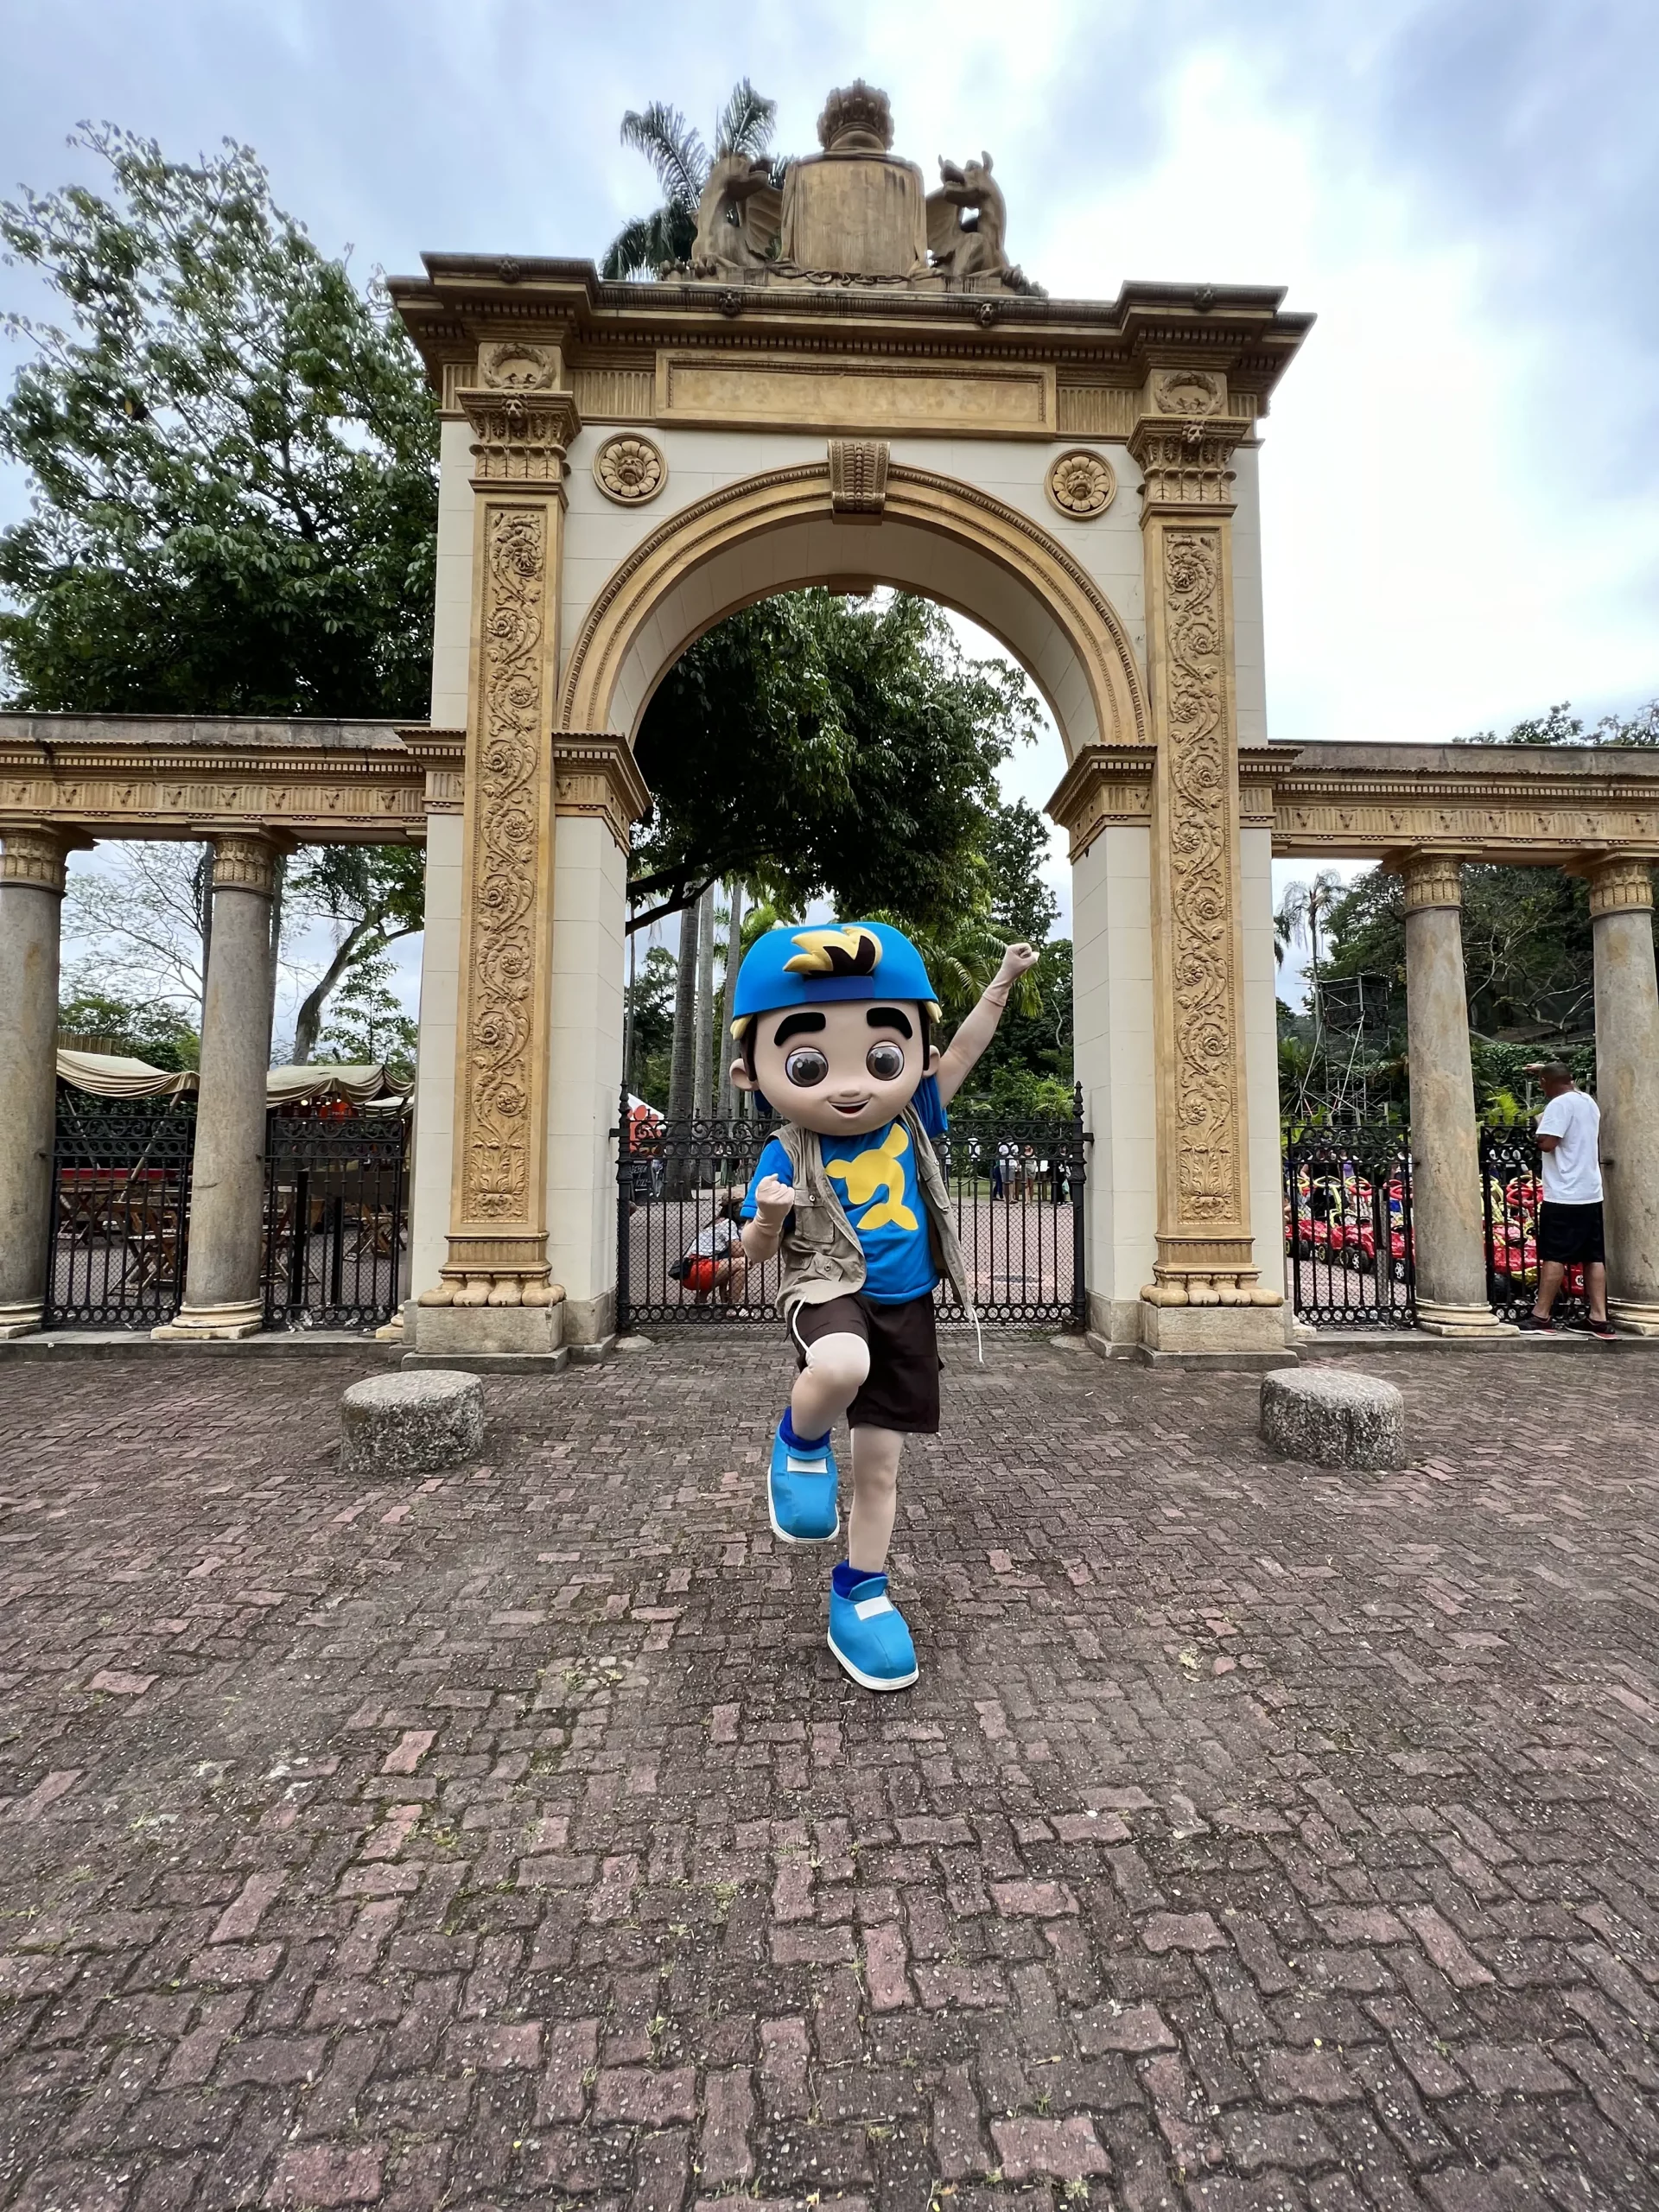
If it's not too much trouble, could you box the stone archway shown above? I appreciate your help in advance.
[556,458,1147,760]
[389,95,1313,1355]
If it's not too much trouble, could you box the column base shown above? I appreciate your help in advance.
[151,1299,264,1342]
[410,1300,564,1357]
[1139,1300,1290,1355]
[1415,1299,1518,1338]
[1608,1297,1659,1337]
[0,1300,44,1340]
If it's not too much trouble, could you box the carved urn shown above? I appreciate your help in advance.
[780,82,927,278]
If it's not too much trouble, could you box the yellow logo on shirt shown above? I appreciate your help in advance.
[827,1123,918,1231]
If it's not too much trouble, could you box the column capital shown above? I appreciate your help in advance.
[1584,852,1656,916]
[553,735,652,855]
[211,831,289,897]
[0,823,89,895]
[1128,415,1253,514]
[461,386,582,491]
[1044,744,1154,861]
[1394,850,1467,912]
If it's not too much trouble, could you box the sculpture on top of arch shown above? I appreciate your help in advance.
[688,80,1039,294]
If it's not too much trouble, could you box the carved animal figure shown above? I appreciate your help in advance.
[925,153,1009,279]
[827,1122,918,1232]
[692,151,784,271]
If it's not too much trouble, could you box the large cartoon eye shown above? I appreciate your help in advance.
[866,1041,906,1082]
[785,1046,830,1088]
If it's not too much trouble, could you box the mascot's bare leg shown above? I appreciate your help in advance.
[847,1427,903,1574]
[790,1330,868,1446]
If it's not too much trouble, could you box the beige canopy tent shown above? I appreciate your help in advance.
[56,1050,394,1105]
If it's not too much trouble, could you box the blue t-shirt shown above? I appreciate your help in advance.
[741,1077,947,1306]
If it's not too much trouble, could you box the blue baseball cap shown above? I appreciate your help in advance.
[731,923,940,1036]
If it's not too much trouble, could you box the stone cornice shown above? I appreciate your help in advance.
[553,736,652,854]
[0,715,429,842]
[1048,741,1659,865]
[390,263,1313,424]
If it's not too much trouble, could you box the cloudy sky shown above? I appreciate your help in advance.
[3,0,1656,1026]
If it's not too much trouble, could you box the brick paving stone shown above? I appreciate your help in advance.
[0,1334,1656,2209]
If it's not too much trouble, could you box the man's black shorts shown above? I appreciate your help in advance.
[1537,1199,1605,1265]
[789,1292,941,1433]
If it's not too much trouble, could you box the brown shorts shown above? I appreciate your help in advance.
[788,1292,942,1433]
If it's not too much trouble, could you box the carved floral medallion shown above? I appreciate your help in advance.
[1161,526,1240,1228]
[594,434,667,505]
[1045,448,1116,518]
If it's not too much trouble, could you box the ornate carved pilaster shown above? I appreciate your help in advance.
[1131,412,1279,1318]
[421,348,578,1313]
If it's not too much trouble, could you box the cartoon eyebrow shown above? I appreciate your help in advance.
[772,1010,828,1048]
[866,1007,913,1038]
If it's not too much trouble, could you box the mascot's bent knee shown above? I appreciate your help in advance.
[732,919,1037,1693]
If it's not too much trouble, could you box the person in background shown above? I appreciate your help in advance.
[1520,1062,1614,1336]
[676,1187,749,1306]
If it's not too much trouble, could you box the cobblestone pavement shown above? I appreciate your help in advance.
[1,1333,1656,2212]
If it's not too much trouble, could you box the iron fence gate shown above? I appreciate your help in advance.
[45,1092,198,1328]
[1282,1122,1416,1328]
[1480,1123,1588,1328]
[616,1086,1089,1332]
[262,1108,410,1330]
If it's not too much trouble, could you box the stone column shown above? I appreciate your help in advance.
[0,828,77,1338]
[413,345,579,1357]
[1586,855,1659,1333]
[154,834,283,1339]
[1400,853,1513,1336]
[1128,399,1283,1352]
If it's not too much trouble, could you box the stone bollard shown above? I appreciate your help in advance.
[340,1370,484,1480]
[1261,1369,1405,1471]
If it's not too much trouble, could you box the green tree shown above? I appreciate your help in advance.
[631,590,1043,934]
[312,951,416,1085]
[624,943,677,1106]
[601,81,779,279]
[56,987,199,1071]
[286,846,425,1063]
[0,124,438,716]
[982,797,1059,944]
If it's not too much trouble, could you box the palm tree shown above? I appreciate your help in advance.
[601,80,779,279]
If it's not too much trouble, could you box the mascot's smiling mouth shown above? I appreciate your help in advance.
[830,1097,870,1115]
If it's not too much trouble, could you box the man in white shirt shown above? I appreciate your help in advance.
[1520,1063,1613,1336]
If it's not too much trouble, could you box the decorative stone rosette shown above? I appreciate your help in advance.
[1045,448,1116,519]
[594,434,667,505]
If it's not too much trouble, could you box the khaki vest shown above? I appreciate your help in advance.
[770,1108,972,1320]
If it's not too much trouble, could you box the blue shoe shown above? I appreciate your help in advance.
[828,1573,918,1692]
[768,1425,840,1545]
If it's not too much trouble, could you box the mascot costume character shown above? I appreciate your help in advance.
[731,921,1038,1691]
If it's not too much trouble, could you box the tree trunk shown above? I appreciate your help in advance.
[693,881,716,1122]
[666,912,697,1122]
[717,880,744,1121]
[291,917,374,1065]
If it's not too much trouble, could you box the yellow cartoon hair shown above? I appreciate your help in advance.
[783,926,882,978]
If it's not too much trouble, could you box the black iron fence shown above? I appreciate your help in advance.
[1283,1122,1416,1328]
[45,1093,197,1328]
[1282,1118,1593,1332]
[1480,1123,1589,1328]
[262,1107,410,1330]
[615,1086,1089,1332]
